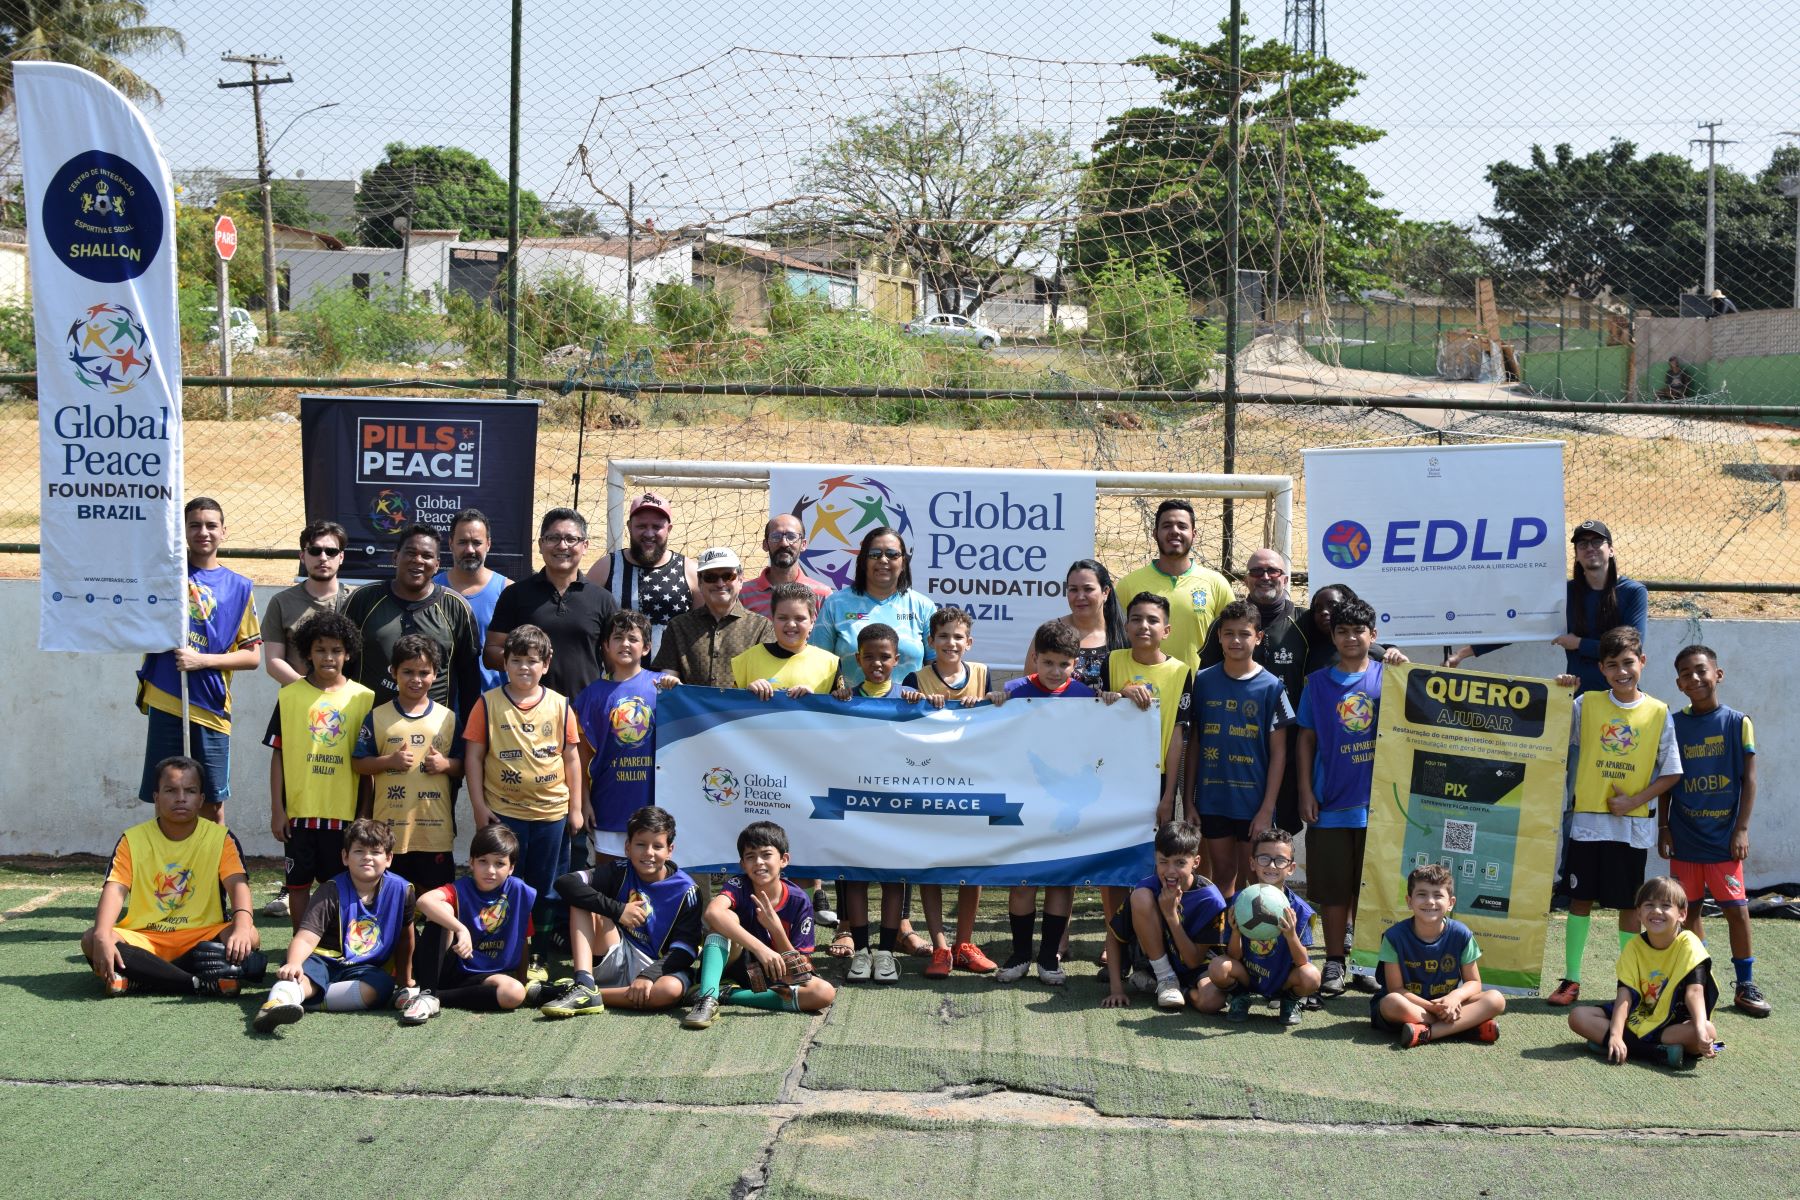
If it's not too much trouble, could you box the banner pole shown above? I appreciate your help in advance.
[180,566,192,759]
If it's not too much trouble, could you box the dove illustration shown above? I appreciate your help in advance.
[1029,751,1103,833]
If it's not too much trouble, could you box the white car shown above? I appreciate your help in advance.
[902,311,1002,350]
[206,306,261,354]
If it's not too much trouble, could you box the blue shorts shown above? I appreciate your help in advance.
[300,956,396,1007]
[140,707,232,804]
[1107,905,1208,990]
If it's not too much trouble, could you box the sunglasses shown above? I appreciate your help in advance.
[305,544,344,558]
[699,571,738,584]
[865,548,906,560]
[1246,567,1284,578]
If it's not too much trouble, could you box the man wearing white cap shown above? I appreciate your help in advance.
[586,490,696,657]
[651,547,773,689]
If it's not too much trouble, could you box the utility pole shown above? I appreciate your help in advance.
[625,179,636,321]
[1781,132,1800,311]
[219,54,292,345]
[1690,120,1737,299]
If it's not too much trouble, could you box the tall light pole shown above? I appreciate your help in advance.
[625,171,667,321]
[220,55,292,344]
[1690,120,1736,298]
[1781,131,1800,311]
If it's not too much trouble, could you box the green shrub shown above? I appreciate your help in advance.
[448,272,642,370]
[290,284,437,371]
[759,308,922,388]
[1086,255,1221,389]
[651,281,733,347]
[0,303,34,370]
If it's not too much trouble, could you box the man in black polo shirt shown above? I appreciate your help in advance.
[343,523,484,715]
[485,507,619,700]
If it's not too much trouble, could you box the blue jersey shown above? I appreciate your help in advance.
[1669,706,1754,863]
[329,870,412,966]
[720,875,816,953]
[1378,917,1478,999]
[1295,664,1383,828]
[611,863,705,961]
[1003,675,1098,700]
[447,875,537,975]
[436,571,510,692]
[1233,885,1314,998]
[1189,665,1294,819]
[1131,873,1227,987]
[572,671,659,833]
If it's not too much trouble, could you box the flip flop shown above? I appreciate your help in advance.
[827,932,855,959]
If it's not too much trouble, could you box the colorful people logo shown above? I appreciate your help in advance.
[66,301,153,394]
[789,474,911,591]
[1336,690,1375,733]
[151,862,193,913]
[309,703,348,746]
[610,696,653,746]
[701,767,738,807]
[1599,720,1636,754]
[369,489,409,534]
[1322,520,1372,569]
[345,916,381,959]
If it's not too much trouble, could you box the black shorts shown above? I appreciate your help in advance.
[391,850,456,893]
[284,823,347,890]
[1564,839,1647,910]
[1305,826,1368,907]
[1599,999,1693,1059]
[1199,813,1253,841]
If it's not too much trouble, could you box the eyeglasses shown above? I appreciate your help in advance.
[767,531,802,543]
[1253,854,1295,868]
[865,548,906,560]
[539,534,586,546]
[699,571,738,584]
[1246,567,1284,578]
[305,544,343,558]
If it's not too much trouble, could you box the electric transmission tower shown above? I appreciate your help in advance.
[1284,0,1326,57]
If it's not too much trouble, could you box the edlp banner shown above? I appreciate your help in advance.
[1350,663,1571,994]
[300,395,539,581]
[17,63,185,652]
[767,464,1096,668]
[1305,442,1566,645]
[655,687,1160,884]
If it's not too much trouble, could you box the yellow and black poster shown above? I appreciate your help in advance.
[1351,664,1573,993]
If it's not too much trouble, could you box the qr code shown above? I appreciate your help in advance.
[1443,820,1476,854]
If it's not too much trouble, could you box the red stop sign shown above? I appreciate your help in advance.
[214,215,238,261]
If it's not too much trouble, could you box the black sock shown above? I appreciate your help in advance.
[835,881,849,914]
[1038,913,1070,969]
[1327,955,1345,968]
[115,944,199,993]
[1007,911,1035,966]
[850,923,870,951]
[879,925,899,952]
[434,984,506,1011]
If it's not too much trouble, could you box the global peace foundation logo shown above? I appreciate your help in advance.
[610,695,653,746]
[702,767,739,807]
[151,862,194,913]
[790,473,912,591]
[1599,720,1636,754]
[308,704,348,746]
[369,488,409,534]
[1322,520,1372,568]
[1336,690,1375,733]
[66,301,152,393]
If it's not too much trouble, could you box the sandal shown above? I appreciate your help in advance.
[827,931,855,958]
[897,931,933,958]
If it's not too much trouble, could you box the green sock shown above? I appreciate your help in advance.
[697,933,728,1000]
[723,988,798,1012]
[1620,929,1636,951]
[1565,914,1591,981]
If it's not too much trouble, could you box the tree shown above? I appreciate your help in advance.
[799,77,1075,317]
[544,203,601,237]
[0,0,184,111]
[1071,26,1395,302]
[1380,220,1499,303]
[221,179,322,231]
[355,143,550,247]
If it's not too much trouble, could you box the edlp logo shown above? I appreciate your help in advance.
[789,473,912,590]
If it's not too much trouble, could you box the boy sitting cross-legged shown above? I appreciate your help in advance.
[682,820,836,1029]
[541,805,706,1015]
[1100,820,1227,1010]
[1194,826,1320,1025]
[1371,863,1507,1048]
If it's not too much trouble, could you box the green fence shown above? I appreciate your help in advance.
[1518,345,1631,403]
[1690,354,1800,423]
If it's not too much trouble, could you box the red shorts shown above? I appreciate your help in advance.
[1670,859,1748,907]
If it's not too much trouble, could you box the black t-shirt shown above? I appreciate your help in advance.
[1197,597,1312,706]
[343,583,484,716]
[489,569,620,699]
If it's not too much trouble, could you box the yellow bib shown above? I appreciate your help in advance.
[732,643,842,694]
[1573,692,1668,818]
[911,661,990,703]
[481,686,571,820]
[120,817,227,934]
[277,678,375,820]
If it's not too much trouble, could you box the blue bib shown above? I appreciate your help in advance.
[453,875,537,975]
[332,871,410,966]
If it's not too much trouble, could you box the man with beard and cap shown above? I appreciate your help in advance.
[1115,498,1234,674]
[436,507,510,693]
[739,512,833,619]
[585,491,696,658]
[343,524,484,717]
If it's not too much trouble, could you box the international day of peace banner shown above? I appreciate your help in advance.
[18,64,187,652]
[1351,663,1572,994]
[1305,442,1566,645]
[767,464,1097,669]
[655,687,1160,884]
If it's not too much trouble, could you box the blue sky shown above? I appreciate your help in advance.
[138,0,1799,234]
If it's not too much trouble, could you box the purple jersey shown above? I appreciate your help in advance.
[720,875,815,952]
[1230,884,1314,998]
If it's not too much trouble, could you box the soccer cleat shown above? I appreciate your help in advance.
[1319,960,1347,997]
[1226,992,1253,1023]
[399,992,440,1025]
[953,942,997,974]
[1036,961,1067,987]
[523,980,550,1007]
[102,975,131,996]
[813,889,839,928]
[1658,1043,1685,1068]
[681,993,721,1029]
[1279,996,1303,1026]
[1156,978,1187,1010]
[1397,1022,1431,1048]
[994,958,1032,983]
[253,996,304,1033]
[540,981,605,1018]
[1474,1018,1500,1043]
[872,949,900,984]
[1546,978,1581,1006]
[1128,966,1157,995]
[526,959,550,985]
[924,946,953,979]
[1734,982,1772,1018]
[262,889,290,918]
[197,975,241,998]
[846,947,874,983]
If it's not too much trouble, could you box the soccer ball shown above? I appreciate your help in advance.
[1233,883,1290,942]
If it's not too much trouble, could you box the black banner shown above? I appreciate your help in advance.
[300,394,539,582]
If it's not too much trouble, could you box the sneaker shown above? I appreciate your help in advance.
[102,975,131,996]
[525,959,550,986]
[253,996,304,1033]
[1350,971,1380,994]
[540,981,605,1018]
[1474,1018,1500,1043]
[1036,960,1067,987]
[813,889,839,928]
[392,986,422,1012]
[953,942,997,973]
[400,992,440,1025]
[524,980,550,1007]
[1226,992,1253,1023]
[1734,981,1772,1018]
[924,946,953,979]
[197,976,241,998]
[681,993,721,1030]
[1546,978,1581,1006]
[994,957,1031,983]
[261,890,290,918]
[846,947,874,982]
[1279,996,1303,1026]
[1156,977,1187,1010]
[872,949,900,984]
[1319,960,1347,997]
[1658,1043,1685,1068]
[1128,966,1157,995]
[1397,1022,1431,1049]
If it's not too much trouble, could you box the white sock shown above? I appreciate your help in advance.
[323,980,370,1012]
[1149,955,1176,982]
[267,979,304,1008]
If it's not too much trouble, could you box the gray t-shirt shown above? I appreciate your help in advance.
[264,582,356,674]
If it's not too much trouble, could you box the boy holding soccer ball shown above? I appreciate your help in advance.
[1195,827,1320,1024]
[1371,863,1507,1047]
[1100,821,1227,1010]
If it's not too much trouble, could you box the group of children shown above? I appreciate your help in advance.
[82,571,1765,1064]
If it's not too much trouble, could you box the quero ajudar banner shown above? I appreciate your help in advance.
[18,64,186,652]
[1305,442,1566,645]
[767,464,1096,669]
[1351,663,1572,994]
[655,686,1160,884]
[300,395,539,581]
